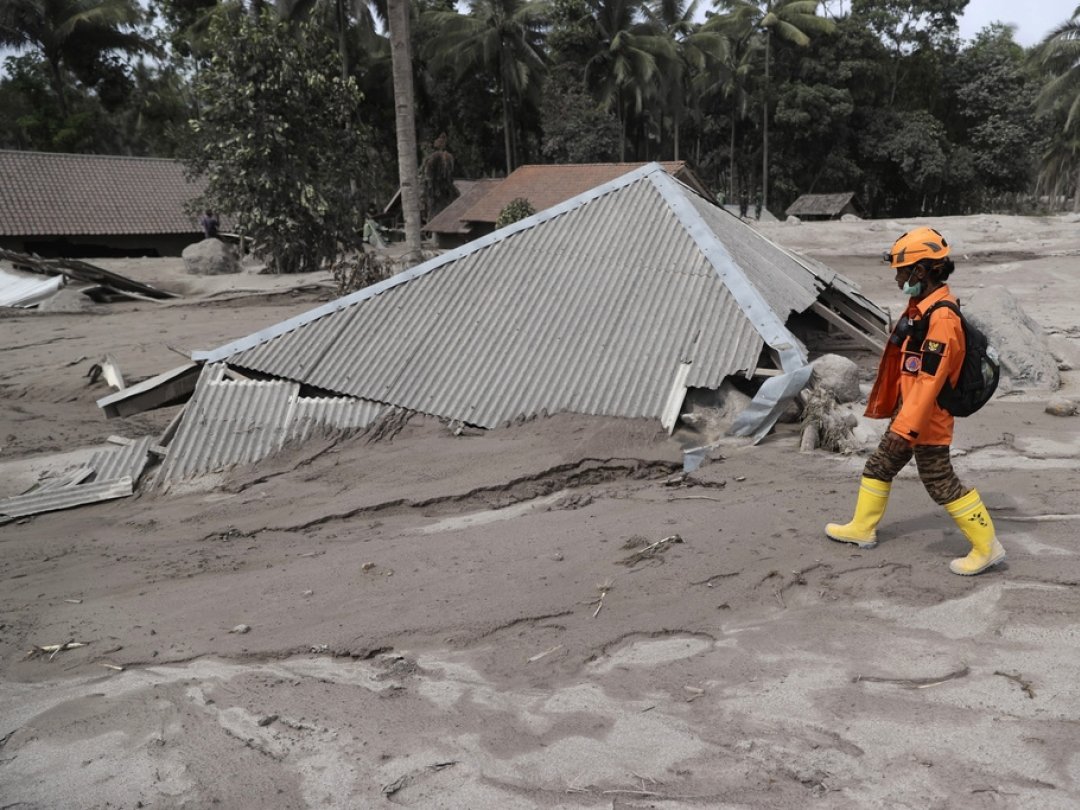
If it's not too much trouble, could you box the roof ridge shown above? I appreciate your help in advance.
[0,149,182,164]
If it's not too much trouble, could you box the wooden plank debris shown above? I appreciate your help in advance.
[0,248,178,300]
[811,301,885,353]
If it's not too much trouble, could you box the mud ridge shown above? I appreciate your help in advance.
[213,457,681,540]
[583,628,717,666]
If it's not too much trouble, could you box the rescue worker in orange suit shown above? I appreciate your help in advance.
[825,227,1006,575]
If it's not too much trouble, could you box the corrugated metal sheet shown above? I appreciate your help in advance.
[685,191,821,319]
[287,397,385,444]
[37,466,94,492]
[159,365,384,483]
[158,365,299,483]
[0,267,64,307]
[0,477,134,518]
[201,168,770,427]
[89,436,155,485]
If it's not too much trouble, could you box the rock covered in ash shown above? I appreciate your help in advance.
[962,287,1060,391]
[810,354,861,403]
[182,238,240,276]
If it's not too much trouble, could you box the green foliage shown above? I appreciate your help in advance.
[496,197,536,226]
[540,64,620,161]
[0,0,155,115]
[183,9,373,274]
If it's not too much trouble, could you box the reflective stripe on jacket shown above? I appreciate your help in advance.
[864,285,965,446]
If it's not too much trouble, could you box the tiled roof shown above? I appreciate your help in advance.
[785,192,857,217]
[0,150,205,236]
[423,178,502,234]
[459,162,705,224]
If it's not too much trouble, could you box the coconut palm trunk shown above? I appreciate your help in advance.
[387,0,423,260]
[761,26,770,214]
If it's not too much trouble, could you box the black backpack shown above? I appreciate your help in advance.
[908,300,1000,417]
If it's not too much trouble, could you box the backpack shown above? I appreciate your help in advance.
[910,300,1000,417]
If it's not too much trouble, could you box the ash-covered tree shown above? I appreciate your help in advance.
[184,8,372,273]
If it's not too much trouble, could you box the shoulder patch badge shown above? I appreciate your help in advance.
[921,339,945,376]
[903,353,921,374]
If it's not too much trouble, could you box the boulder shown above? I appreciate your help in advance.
[840,213,862,222]
[810,354,861,403]
[182,238,240,276]
[786,215,802,225]
[1045,398,1078,417]
[962,287,1060,390]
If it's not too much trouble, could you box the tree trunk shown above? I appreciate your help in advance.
[761,28,770,215]
[336,0,349,80]
[47,56,69,119]
[387,0,422,260]
[619,100,626,162]
[500,44,514,174]
[729,99,737,203]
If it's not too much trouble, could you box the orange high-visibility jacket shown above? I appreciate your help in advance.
[864,285,965,446]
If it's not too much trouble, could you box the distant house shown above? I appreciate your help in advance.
[423,161,713,248]
[785,192,860,221]
[0,150,206,257]
[421,178,503,249]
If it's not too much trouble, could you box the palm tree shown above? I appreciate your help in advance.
[423,0,548,174]
[584,0,675,160]
[0,0,154,117]
[644,0,720,160]
[699,5,759,200]
[388,0,423,258]
[709,0,832,212]
[1034,6,1080,210]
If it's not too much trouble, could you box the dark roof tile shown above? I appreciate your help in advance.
[0,150,206,236]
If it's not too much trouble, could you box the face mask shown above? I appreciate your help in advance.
[902,279,923,297]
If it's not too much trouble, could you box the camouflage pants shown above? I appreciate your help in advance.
[863,432,966,505]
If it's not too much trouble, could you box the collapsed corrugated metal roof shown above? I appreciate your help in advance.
[0,434,157,521]
[193,164,885,442]
[157,364,384,484]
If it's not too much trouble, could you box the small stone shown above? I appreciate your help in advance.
[302,590,314,597]
[552,552,564,561]
[735,475,746,482]
[1045,398,1078,417]
[230,624,251,634]
[257,714,278,727]
[362,562,376,572]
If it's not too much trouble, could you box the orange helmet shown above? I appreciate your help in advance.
[883,227,950,269]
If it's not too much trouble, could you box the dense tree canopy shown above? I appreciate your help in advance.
[184,7,374,273]
[3,0,1078,224]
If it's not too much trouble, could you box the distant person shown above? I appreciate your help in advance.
[825,227,1006,576]
[200,210,220,239]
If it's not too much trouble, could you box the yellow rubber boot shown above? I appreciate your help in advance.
[945,488,1006,575]
[825,477,891,548]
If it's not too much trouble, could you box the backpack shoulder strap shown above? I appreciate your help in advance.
[924,299,961,320]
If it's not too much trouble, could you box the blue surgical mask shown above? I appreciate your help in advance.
[902,279,923,297]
